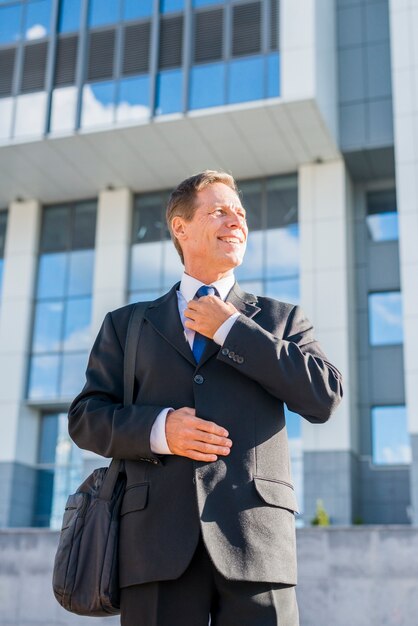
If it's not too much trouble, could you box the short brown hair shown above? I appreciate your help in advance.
[166,170,238,263]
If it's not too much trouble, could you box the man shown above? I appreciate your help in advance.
[69,170,343,626]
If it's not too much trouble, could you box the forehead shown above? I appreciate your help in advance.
[196,182,242,208]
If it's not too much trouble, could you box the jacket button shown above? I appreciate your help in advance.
[194,374,204,384]
[228,351,235,358]
[221,348,229,356]
[237,356,244,364]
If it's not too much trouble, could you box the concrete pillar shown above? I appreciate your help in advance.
[389,0,418,524]
[299,160,358,525]
[91,187,133,334]
[0,199,41,526]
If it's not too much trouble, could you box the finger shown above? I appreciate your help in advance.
[184,450,218,462]
[192,417,229,437]
[191,441,231,456]
[191,431,232,447]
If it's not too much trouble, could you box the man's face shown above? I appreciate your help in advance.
[174,182,248,277]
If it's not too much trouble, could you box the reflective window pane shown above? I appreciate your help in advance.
[116,75,151,123]
[369,291,403,345]
[193,0,223,6]
[28,354,60,399]
[0,5,22,45]
[367,212,398,242]
[189,62,225,110]
[32,300,64,353]
[25,0,51,40]
[155,69,183,115]
[38,414,59,464]
[68,250,94,296]
[372,406,411,465]
[239,280,263,296]
[89,0,120,27]
[49,86,77,133]
[367,189,397,215]
[267,176,298,228]
[235,230,263,281]
[162,239,184,289]
[0,97,13,140]
[265,278,300,304]
[40,206,71,252]
[228,56,264,104]
[132,194,165,243]
[130,242,162,291]
[160,0,184,13]
[37,253,67,299]
[123,0,153,20]
[235,180,263,281]
[266,52,280,98]
[60,352,88,397]
[266,224,299,279]
[81,81,115,129]
[14,92,47,138]
[73,201,97,249]
[58,0,82,33]
[129,289,161,304]
[63,297,92,351]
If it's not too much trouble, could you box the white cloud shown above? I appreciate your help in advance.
[26,24,47,40]
[381,444,411,464]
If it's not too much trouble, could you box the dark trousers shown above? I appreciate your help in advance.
[120,536,299,626]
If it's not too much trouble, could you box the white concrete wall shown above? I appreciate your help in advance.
[91,187,132,334]
[0,200,41,465]
[299,160,358,453]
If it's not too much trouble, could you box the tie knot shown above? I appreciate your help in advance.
[196,285,216,299]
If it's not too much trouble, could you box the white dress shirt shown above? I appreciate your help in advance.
[149,272,240,455]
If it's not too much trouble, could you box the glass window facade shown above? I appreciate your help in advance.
[368,291,403,346]
[372,406,411,465]
[33,412,83,527]
[58,0,82,33]
[366,189,398,242]
[27,200,97,401]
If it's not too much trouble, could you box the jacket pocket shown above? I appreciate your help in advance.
[120,483,149,516]
[253,476,299,513]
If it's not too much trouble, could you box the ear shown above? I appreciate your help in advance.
[171,216,187,241]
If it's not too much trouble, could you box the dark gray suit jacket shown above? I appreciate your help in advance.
[68,282,343,589]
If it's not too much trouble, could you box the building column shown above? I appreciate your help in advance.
[84,187,133,476]
[299,159,359,525]
[91,187,133,334]
[389,0,418,524]
[0,200,41,527]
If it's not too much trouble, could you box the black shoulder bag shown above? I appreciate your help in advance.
[52,303,146,616]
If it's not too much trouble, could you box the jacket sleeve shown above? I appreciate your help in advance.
[68,311,163,463]
[216,305,343,423]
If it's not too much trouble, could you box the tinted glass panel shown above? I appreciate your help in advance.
[116,74,151,123]
[73,201,97,249]
[367,189,397,215]
[25,0,52,40]
[267,52,280,98]
[367,212,398,242]
[28,354,60,399]
[160,0,184,13]
[58,0,82,33]
[129,289,161,303]
[193,0,223,5]
[372,406,411,465]
[133,194,165,243]
[14,92,47,138]
[123,0,153,20]
[81,81,115,128]
[0,5,22,45]
[41,205,71,252]
[60,352,88,397]
[369,291,403,345]
[267,176,298,228]
[67,249,94,296]
[265,278,300,304]
[266,224,299,279]
[228,56,264,104]
[156,69,183,114]
[89,0,120,26]
[32,300,64,353]
[37,253,67,299]
[189,62,225,109]
[162,239,183,288]
[130,242,162,290]
[0,210,7,257]
[38,414,59,464]
[50,86,77,133]
[235,230,263,281]
[63,297,92,351]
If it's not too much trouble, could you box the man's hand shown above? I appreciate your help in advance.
[165,407,232,462]
[184,296,238,339]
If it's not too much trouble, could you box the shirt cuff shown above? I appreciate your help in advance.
[150,407,174,455]
[213,312,240,346]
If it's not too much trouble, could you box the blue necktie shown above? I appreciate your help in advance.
[192,285,216,363]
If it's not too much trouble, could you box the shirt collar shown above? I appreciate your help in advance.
[179,272,235,302]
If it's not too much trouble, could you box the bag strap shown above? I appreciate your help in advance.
[100,303,147,499]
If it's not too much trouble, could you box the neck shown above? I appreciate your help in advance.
[184,266,234,285]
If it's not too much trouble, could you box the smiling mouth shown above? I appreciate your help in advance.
[218,237,244,244]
